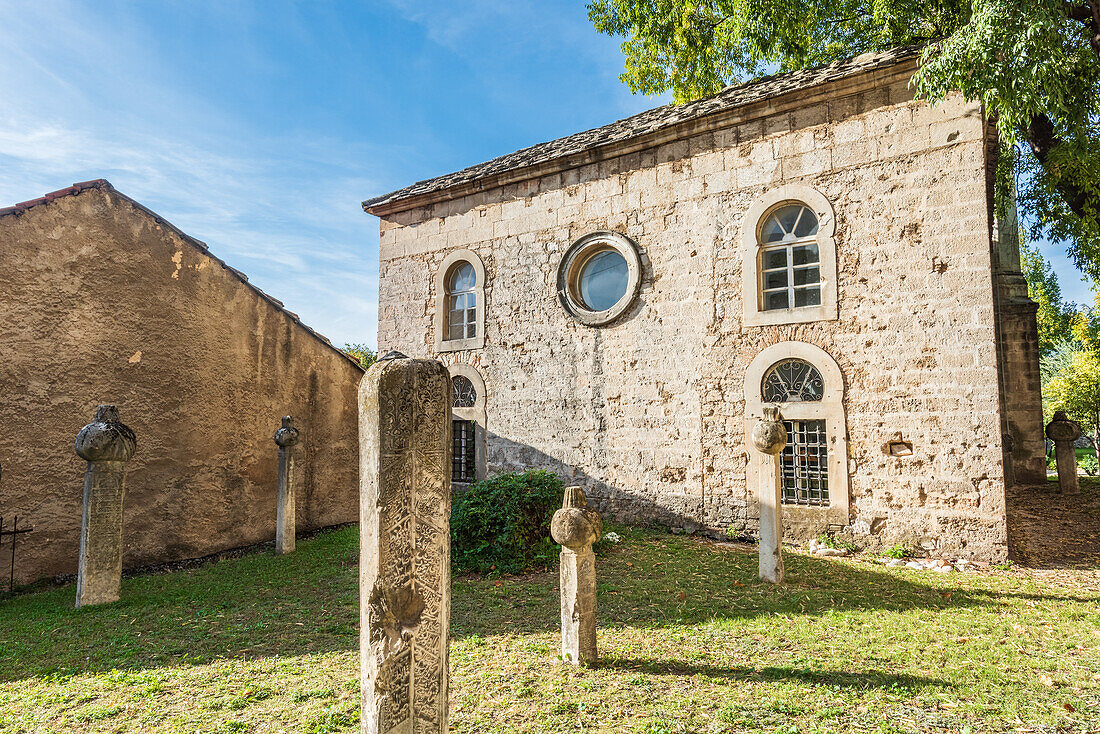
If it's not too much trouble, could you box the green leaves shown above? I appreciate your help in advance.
[589,0,1100,285]
[450,470,565,575]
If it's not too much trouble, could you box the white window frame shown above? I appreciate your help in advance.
[742,185,838,328]
[744,342,850,528]
[435,250,486,353]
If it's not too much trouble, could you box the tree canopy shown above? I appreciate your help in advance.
[1021,239,1080,354]
[588,0,1100,279]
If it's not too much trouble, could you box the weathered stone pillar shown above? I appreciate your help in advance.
[752,406,788,584]
[358,352,451,734]
[273,416,300,555]
[74,405,136,608]
[550,486,602,665]
[1046,411,1082,494]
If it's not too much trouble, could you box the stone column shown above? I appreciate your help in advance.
[752,406,788,584]
[74,405,136,608]
[1046,411,1082,494]
[273,416,300,555]
[358,352,451,734]
[550,486,602,666]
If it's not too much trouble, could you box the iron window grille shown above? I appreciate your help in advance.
[780,419,830,506]
[452,419,476,483]
[452,375,476,408]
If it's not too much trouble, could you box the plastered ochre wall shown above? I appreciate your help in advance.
[0,186,362,583]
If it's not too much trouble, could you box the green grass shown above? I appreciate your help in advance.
[1,526,1098,733]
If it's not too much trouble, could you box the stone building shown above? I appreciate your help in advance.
[364,48,1044,561]
[0,180,363,583]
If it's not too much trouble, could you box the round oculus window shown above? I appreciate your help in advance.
[557,232,642,326]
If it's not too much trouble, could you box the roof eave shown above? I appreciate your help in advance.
[362,50,923,218]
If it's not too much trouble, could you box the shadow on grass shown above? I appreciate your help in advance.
[1,525,1091,685]
[597,657,952,691]
[450,530,1094,641]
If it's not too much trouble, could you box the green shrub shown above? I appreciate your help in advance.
[1079,451,1098,476]
[883,544,909,560]
[450,470,564,574]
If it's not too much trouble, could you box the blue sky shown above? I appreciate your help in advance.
[1,1,1092,348]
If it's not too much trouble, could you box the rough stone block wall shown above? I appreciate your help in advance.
[377,68,1014,560]
[0,187,363,583]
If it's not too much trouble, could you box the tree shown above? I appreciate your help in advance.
[1045,347,1100,465]
[1021,239,1080,355]
[342,343,377,370]
[588,0,1100,278]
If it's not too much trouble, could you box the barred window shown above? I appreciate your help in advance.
[452,419,477,483]
[780,419,829,506]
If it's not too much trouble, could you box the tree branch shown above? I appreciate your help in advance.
[1068,1,1100,57]
[1027,113,1094,219]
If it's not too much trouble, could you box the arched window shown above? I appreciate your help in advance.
[446,262,477,341]
[435,250,485,352]
[759,204,821,311]
[745,343,849,518]
[761,359,824,402]
[452,375,477,408]
[448,365,486,484]
[742,185,837,328]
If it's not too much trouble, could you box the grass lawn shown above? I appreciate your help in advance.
[1,526,1098,733]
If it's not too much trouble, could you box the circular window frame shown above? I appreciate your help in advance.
[557,231,642,326]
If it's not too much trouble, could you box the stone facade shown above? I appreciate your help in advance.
[0,181,363,583]
[366,51,1043,561]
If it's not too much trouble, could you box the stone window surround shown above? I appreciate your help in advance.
[556,231,643,327]
[447,362,487,485]
[742,185,838,328]
[744,341,850,528]
[435,249,486,353]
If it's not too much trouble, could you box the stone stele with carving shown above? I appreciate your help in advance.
[550,486,602,665]
[74,404,137,608]
[358,352,451,734]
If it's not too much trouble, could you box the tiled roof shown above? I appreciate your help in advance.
[363,45,922,213]
[1,180,363,370]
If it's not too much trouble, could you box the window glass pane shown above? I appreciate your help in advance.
[775,204,801,235]
[792,243,820,266]
[762,249,788,270]
[448,263,476,293]
[793,266,820,286]
[579,249,629,311]
[793,208,819,237]
[794,286,822,307]
[448,323,465,340]
[760,217,785,243]
[764,291,789,310]
[764,270,788,289]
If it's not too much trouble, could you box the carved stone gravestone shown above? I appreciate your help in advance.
[752,406,787,584]
[1046,411,1082,495]
[75,405,136,608]
[273,416,301,555]
[358,352,451,734]
[550,486,602,665]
